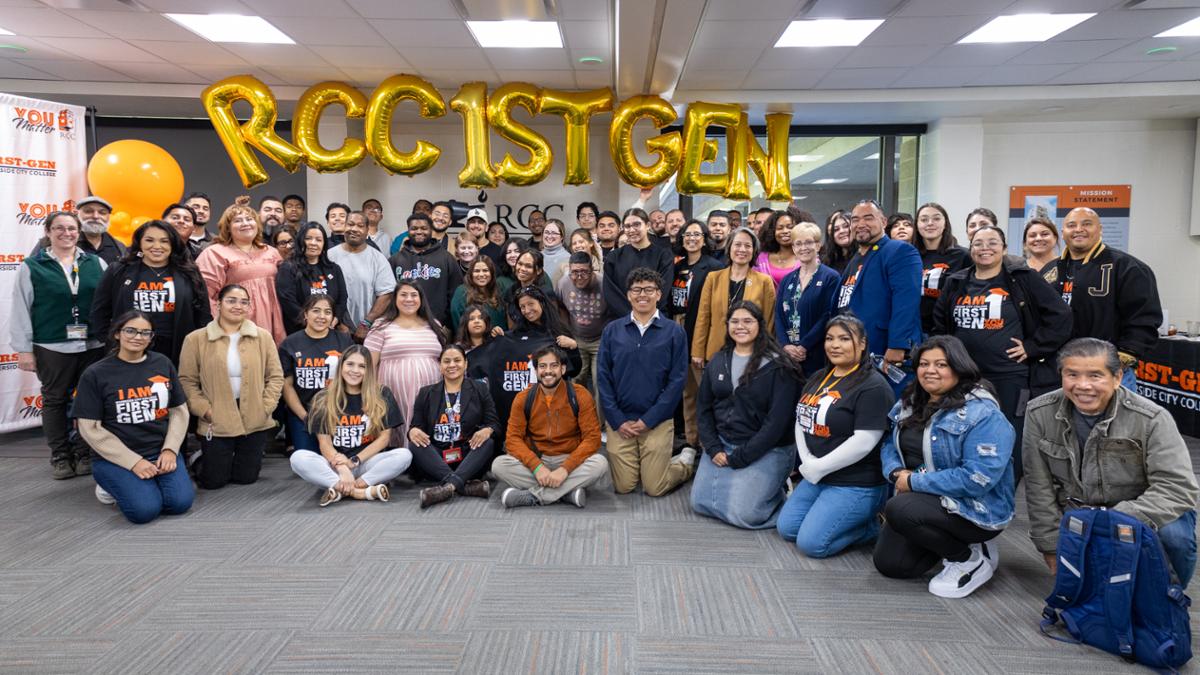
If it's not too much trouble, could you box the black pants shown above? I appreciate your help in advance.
[33,346,102,464]
[197,430,268,489]
[873,492,1000,579]
[988,372,1028,484]
[409,438,494,492]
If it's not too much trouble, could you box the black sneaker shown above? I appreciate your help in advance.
[51,459,74,480]
[563,487,587,508]
[74,455,92,476]
[500,487,539,508]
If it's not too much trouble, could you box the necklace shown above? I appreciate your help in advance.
[816,363,859,395]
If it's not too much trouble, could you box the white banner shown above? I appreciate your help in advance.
[0,94,87,432]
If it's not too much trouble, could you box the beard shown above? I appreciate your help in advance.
[81,220,107,235]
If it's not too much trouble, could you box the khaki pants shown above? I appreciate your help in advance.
[682,363,703,446]
[491,452,610,505]
[575,337,604,424]
[607,420,693,496]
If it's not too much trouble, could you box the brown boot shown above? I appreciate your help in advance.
[463,479,490,499]
[419,483,456,509]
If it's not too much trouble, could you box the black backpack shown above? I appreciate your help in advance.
[521,381,579,452]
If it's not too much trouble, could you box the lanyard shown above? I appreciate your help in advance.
[55,250,80,296]
[816,364,859,395]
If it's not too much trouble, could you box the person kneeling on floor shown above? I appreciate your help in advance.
[1023,337,1199,586]
[290,344,412,506]
[873,335,1015,598]
[492,345,608,508]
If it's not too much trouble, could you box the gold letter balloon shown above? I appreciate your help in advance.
[200,75,792,200]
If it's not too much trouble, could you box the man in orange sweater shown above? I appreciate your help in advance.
[492,345,608,508]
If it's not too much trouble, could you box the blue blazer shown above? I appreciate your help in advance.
[835,236,923,354]
[774,263,840,375]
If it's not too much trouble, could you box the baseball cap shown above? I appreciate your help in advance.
[76,195,112,211]
[466,207,487,222]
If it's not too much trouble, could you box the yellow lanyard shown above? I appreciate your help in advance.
[816,364,859,395]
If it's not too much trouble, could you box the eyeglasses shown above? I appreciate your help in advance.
[793,241,819,248]
[628,286,659,296]
[682,232,704,239]
[569,269,592,278]
[277,240,294,247]
[120,327,155,339]
[49,225,79,233]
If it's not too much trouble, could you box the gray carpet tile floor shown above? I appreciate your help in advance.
[0,428,1197,674]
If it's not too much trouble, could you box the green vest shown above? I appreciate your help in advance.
[26,249,102,344]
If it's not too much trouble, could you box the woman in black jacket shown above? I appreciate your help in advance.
[672,219,726,454]
[90,220,210,364]
[275,222,352,335]
[409,343,500,509]
[932,225,1072,478]
[692,300,803,529]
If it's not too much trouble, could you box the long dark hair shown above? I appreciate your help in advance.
[121,220,204,293]
[820,210,853,268]
[374,280,447,344]
[913,202,958,254]
[721,300,803,386]
[512,285,570,338]
[499,238,530,279]
[760,211,794,254]
[108,309,154,355]
[802,313,874,396]
[900,335,995,429]
[455,304,494,348]
[464,256,501,308]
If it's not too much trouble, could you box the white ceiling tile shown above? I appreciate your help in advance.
[182,64,282,85]
[18,59,135,81]
[1005,0,1125,11]
[138,41,246,66]
[260,65,356,86]
[1007,39,1127,64]
[0,58,55,79]
[860,16,989,46]
[0,36,75,60]
[896,0,1013,16]
[268,17,378,46]
[968,63,1077,86]
[1123,59,1200,81]
[686,48,765,70]
[814,67,906,89]
[495,70,578,88]
[52,38,165,63]
[694,20,786,49]
[241,0,357,17]
[1056,8,1200,40]
[63,10,201,41]
[678,70,749,88]
[220,44,327,67]
[569,49,610,67]
[1132,1,1200,7]
[561,21,609,51]
[890,66,991,87]
[0,0,48,6]
[923,43,1033,67]
[397,46,491,69]
[805,0,906,19]
[1047,61,1161,84]
[416,69,500,87]
[102,61,208,84]
[1096,36,1200,61]
[134,0,253,11]
[371,20,477,48]
[838,45,942,68]
[572,69,611,88]
[345,0,460,19]
[484,49,572,70]
[309,45,410,69]
[705,0,801,20]
[756,46,853,69]
[340,67,448,88]
[558,0,608,21]
[0,8,103,37]
[741,68,826,89]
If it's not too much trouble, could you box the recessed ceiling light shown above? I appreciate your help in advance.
[775,19,885,48]
[958,13,1094,44]
[1146,46,1178,55]
[467,21,562,48]
[1156,17,1200,38]
[578,56,603,64]
[164,14,293,44]
[1041,105,1065,112]
[788,154,824,162]
[813,178,847,184]
[0,26,13,36]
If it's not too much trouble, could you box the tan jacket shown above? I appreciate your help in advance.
[691,267,776,361]
[178,320,283,438]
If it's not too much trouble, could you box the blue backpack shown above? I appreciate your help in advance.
[1040,508,1192,670]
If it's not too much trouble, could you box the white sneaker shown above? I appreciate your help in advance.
[672,446,697,466]
[928,542,996,598]
[601,431,608,444]
[95,485,116,505]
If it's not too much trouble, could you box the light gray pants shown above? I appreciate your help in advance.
[491,452,609,505]
[289,448,413,489]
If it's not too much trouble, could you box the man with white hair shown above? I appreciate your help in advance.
[75,196,125,264]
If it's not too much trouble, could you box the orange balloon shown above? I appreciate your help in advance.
[87,140,184,223]
[131,215,151,228]
[108,210,134,245]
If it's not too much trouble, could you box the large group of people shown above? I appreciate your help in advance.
[12,189,1195,599]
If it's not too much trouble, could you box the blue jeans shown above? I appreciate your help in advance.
[690,441,792,530]
[287,411,319,453]
[92,453,194,525]
[777,479,888,558]
[1120,366,1138,393]
[1158,510,1197,587]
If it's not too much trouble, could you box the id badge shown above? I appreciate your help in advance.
[442,446,462,463]
[798,405,815,434]
[65,323,87,340]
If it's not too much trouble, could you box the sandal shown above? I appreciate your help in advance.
[365,484,389,502]
[319,488,342,507]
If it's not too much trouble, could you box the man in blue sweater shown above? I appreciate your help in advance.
[597,267,692,496]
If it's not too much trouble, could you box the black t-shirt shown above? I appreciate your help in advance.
[795,368,893,486]
[951,272,1026,377]
[279,330,355,410]
[308,386,402,457]
[130,265,178,339]
[74,353,186,458]
[899,423,925,472]
[1073,407,1103,453]
[1061,257,1083,305]
[920,247,969,332]
[671,258,693,315]
[836,258,863,309]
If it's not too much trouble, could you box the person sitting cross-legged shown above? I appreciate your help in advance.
[491,345,608,508]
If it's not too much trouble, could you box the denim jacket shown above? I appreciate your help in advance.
[882,388,1016,530]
